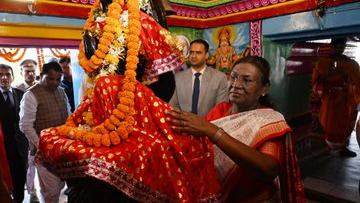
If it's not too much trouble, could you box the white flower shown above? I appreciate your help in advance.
[120,11,129,28]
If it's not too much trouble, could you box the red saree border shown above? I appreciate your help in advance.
[251,121,292,149]
[39,151,222,203]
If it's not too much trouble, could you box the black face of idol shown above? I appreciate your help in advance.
[82,0,175,103]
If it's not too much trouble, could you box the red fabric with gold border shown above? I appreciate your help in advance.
[37,75,221,203]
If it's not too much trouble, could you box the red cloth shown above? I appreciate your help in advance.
[312,55,360,149]
[0,123,13,192]
[205,102,306,203]
[38,75,221,203]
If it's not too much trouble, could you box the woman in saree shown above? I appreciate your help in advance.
[167,56,306,203]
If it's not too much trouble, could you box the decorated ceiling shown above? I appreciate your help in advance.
[0,0,358,28]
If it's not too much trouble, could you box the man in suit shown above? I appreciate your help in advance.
[169,39,228,117]
[0,64,29,203]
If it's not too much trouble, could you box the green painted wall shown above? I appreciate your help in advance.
[168,27,203,42]
[262,37,311,118]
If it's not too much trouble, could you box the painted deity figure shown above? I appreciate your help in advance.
[207,27,250,74]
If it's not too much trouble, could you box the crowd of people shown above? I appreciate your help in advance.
[0,57,73,203]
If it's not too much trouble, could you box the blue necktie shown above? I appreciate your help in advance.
[191,73,201,114]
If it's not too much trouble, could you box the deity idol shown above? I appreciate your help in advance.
[36,0,221,202]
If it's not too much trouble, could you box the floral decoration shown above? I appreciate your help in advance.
[57,0,140,147]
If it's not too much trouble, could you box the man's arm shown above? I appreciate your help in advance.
[169,87,180,109]
[169,74,181,109]
[19,91,39,147]
[61,88,72,116]
[215,73,229,105]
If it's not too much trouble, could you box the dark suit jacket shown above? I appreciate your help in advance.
[0,88,28,166]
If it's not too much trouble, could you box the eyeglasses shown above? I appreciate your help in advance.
[229,74,257,87]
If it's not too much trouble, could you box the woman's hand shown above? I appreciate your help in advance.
[165,108,218,138]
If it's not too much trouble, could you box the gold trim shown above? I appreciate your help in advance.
[0,22,83,39]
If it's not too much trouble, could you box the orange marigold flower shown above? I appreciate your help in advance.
[102,32,115,42]
[103,25,113,33]
[109,131,121,145]
[83,133,94,146]
[98,44,110,54]
[119,91,135,99]
[125,116,135,125]
[99,38,112,47]
[90,55,102,66]
[126,55,139,64]
[93,133,102,147]
[116,127,128,140]
[110,115,121,126]
[126,35,138,42]
[127,42,139,51]
[104,119,116,130]
[122,83,136,92]
[126,49,138,56]
[124,70,136,78]
[120,97,134,106]
[93,125,109,134]
[101,134,111,147]
[117,103,130,113]
[108,11,120,19]
[113,109,126,119]
[129,28,141,36]
[95,50,106,59]
[127,2,139,11]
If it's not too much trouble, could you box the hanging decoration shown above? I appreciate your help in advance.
[36,48,45,71]
[50,48,70,58]
[0,48,27,63]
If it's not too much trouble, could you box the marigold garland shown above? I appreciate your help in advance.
[58,0,140,147]
[0,48,27,63]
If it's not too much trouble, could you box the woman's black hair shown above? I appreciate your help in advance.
[233,56,276,109]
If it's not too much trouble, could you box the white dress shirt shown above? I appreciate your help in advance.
[19,90,71,147]
[191,67,205,90]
